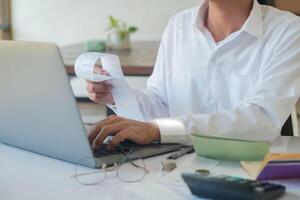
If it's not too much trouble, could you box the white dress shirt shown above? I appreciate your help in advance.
[118,0,300,145]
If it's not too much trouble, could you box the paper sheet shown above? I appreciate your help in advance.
[75,52,144,121]
[123,181,190,200]
[240,161,262,179]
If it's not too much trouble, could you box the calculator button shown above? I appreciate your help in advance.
[254,186,266,193]
[263,184,275,191]
[195,169,210,176]
[250,182,261,187]
[264,185,283,192]
[225,177,240,181]
[259,182,269,186]
[215,175,228,179]
[239,179,252,184]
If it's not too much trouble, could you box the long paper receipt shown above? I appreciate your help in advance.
[75,52,144,121]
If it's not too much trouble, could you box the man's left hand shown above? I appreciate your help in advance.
[88,115,161,150]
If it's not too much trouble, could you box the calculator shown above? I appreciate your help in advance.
[182,173,286,200]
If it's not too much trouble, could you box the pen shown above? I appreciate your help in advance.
[167,146,195,160]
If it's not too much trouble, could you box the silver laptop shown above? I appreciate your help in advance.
[0,41,182,168]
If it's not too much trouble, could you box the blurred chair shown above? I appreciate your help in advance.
[257,0,273,5]
[281,108,299,136]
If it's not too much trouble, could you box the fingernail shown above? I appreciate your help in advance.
[92,141,97,149]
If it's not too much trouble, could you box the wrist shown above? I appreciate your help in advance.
[147,122,161,142]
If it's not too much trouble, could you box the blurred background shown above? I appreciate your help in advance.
[1,0,300,133]
[7,0,200,45]
[1,1,299,44]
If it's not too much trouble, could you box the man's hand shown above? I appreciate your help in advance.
[88,115,161,150]
[86,67,114,104]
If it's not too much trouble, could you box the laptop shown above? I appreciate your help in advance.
[0,41,183,168]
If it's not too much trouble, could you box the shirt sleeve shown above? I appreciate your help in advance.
[106,23,171,121]
[155,21,300,145]
[130,26,171,121]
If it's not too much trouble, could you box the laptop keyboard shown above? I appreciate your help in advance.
[92,141,136,157]
[93,144,122,157]
[92,143,183,167]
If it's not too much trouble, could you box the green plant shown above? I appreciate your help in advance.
[108,15,138,40]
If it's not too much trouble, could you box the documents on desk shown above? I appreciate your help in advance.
[161,137,300,199]
[75,52,144,121]
[241,153,300,180]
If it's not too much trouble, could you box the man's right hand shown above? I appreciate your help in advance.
[86,67,114,104]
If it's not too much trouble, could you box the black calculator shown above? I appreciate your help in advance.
[182,173,286,200]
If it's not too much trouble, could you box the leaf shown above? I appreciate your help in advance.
[107,16,138,34]
[128,26,138,33]
[109,15,119,29]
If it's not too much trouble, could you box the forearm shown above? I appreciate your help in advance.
[155,95,299,145]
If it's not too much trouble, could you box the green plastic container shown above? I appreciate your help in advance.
[191,133,269,161]
[84,40,106,52]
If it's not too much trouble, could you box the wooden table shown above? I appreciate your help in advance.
[60,41,159,76]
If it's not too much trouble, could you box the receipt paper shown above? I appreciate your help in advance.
[75,52,144,121]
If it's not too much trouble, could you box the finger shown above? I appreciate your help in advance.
[88,93,105,103]
[88,92,112,103]
[93,66,103,74]
[88,117,111,144]
[88,93,114,105]
[86,82,111,93]
[107,129,131,150]
[86,80,110,87]
[88,115,119,144]
[102,70,110,76]
[93,121,128,149]
[110,126,155,145]
[93,121,126,148]
[94,67,110,76]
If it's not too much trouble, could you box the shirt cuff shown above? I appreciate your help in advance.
[154,118,191,145]
[106,104,119,115]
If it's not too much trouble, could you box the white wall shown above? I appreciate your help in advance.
[11,0,200,46]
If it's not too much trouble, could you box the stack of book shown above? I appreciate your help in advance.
[241,153,300,180]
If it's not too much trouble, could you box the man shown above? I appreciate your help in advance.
[87,0,300,150]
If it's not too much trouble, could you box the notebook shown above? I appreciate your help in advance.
[241,153,300,180]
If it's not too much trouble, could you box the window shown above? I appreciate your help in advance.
[0,0,11,40]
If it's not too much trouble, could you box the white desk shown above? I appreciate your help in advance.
[1,143,300,200]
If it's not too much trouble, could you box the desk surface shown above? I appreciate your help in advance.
[2,104,299,200]
[1,143,300,200]
[60,41,159,76]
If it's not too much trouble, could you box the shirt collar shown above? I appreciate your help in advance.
[241,0,264,39]
[196,0,263,40]
[196,0,209,32]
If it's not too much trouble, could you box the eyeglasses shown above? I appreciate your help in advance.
[72,145,149,185]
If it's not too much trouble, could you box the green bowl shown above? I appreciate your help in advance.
[191,134,269,161]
